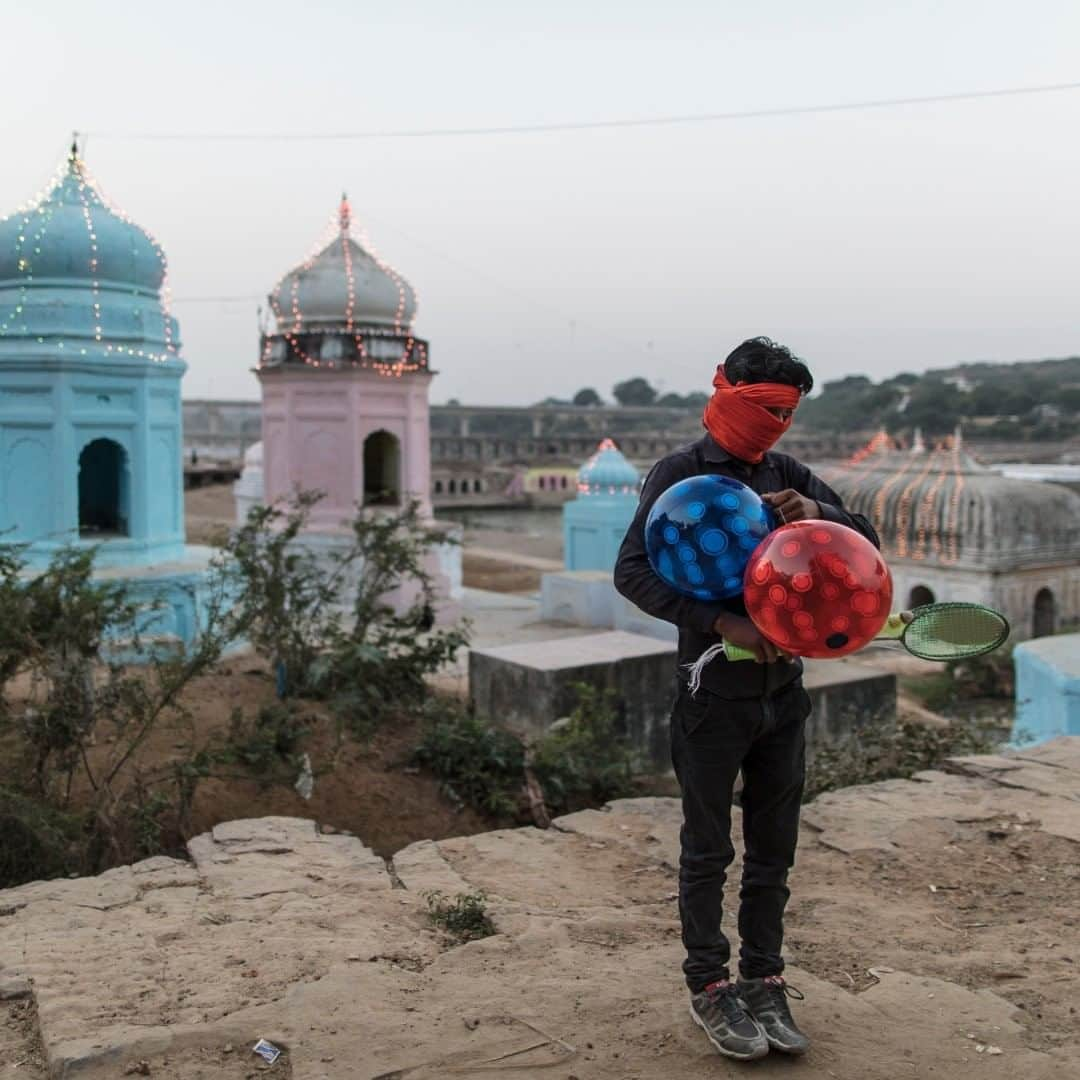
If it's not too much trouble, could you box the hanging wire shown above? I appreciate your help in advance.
[82,81,1080,142]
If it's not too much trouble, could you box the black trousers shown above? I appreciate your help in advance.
[670,678,810,991]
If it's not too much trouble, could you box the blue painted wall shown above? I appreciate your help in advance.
[564,439,640,572]
[1013,633,1080,745]
[0,152,187,568]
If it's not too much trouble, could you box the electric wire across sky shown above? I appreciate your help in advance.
[82,80,1080,142]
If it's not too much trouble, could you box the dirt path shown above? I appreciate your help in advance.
[0,740,1076,1079]
[0,1000,45,1080]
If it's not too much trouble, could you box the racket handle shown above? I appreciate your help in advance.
[723,643,759,662]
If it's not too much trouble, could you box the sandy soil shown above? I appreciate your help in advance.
[462,553,542,593]
[1,745,1077,1078]
[0,1000,45,1080]
[148,659,496,859]
[184,483,235,547]
[185,485,557,594]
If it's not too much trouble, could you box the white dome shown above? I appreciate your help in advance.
[243,440,263,468]
[269,197,416,332]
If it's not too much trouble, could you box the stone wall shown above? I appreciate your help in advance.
[470,632,897,771]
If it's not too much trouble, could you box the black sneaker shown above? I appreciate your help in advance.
[737,975,809,1055]
[689,979,769,1061]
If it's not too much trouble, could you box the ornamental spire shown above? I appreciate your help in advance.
[339,192,351,234]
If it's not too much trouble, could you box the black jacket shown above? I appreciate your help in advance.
[613,434,880,700]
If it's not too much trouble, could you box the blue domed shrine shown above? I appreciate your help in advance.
[563,438,640,570]
[0,146,218,646]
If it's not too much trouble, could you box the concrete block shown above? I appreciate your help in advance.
[470,631,677,768]
[611,593,678,643]
[801,658,897,753]
[540,570,616,626]
[1013,633,1080,745]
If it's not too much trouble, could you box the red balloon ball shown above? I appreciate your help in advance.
[743,521,893,659]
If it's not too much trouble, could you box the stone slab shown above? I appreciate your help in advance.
[802,657,897,752]
[470,631,677,767]
[611,592,679,642]
[539,569,617,626]
[3,749,1080,1078]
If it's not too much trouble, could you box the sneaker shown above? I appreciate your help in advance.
[737,975,809,1055]
[689,979,769,1061]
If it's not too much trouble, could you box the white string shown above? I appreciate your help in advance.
[684,643,727,696]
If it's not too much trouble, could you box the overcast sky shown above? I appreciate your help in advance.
[3,1,1079,404]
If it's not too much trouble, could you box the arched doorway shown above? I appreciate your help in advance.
[363,430,401,506]
[908,585,935,609]
[1033,588,1056,638]
[78,438,129,536]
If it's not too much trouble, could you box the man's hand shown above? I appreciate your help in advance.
[712,613,786,664]
[762,489,820,525]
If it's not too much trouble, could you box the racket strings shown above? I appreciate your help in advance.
[903,604,1009,660]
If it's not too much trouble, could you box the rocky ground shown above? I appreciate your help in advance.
[1,739,1077,1080]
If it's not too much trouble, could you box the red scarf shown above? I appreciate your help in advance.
[702,370,802,464]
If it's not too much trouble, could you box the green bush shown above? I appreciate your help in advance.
[424,890,496,944]
[804,714,1007,802]
[414,685,640,821]
[0,541,248,886]
[530,684,638,812]
[220,703,311,785]
[0,785,81,886]
[227,496,469,738]
[413,701,525,818]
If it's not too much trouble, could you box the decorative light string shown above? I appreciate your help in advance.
[893,443,942,558]
[0,144,176,363]
[577,437,638,495]
[911,445,950,561]
[870,446,919,550]
[262,194,425,377]
[942,435,966,566]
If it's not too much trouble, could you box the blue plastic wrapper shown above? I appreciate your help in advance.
[252,1038,282,1064]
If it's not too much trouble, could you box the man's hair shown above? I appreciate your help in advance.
[723,337,813,395]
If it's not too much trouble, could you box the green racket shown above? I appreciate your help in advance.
[722,602,1010,663]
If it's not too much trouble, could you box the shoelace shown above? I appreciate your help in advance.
[705,981,748,1024]
[763,975,805,1018]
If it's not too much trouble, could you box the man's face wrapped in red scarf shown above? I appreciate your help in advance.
[702,368,802,464]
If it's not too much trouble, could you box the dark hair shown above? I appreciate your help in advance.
[723,337,813,395]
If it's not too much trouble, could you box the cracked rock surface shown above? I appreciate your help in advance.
[1,739,1077,1078]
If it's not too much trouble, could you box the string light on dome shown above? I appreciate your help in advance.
[844,428,892,468]
[911,446,949,561]
[893,443,941,558]
[870,451,918,554]
[1,144,177,363]
[261,195,426,378]
[942,435,965,566]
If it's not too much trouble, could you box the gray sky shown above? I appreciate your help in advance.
[3,1,1079,404]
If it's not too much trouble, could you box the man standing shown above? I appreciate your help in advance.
[613,338,878,1061]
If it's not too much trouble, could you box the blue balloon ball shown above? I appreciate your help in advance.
[645,474,776,600]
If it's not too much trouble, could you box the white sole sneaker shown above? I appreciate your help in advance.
[689,1002,770,1061]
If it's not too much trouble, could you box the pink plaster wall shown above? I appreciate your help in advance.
[258,368,433,528]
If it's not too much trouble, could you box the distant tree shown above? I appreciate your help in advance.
[573,387,603,406]
[1059,387,1080,412]
[612,377,658,406]
[655,391,708,409]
